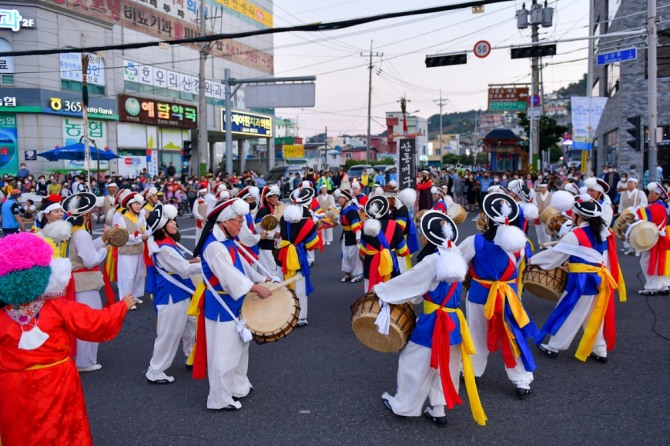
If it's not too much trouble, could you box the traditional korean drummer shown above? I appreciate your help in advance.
[190,198,272,411]
[618,177,648,255]
[375,211,486,427]
[635,182,670,295]
[530,194,623,364]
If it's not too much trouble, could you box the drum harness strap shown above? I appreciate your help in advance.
[68,225,116,308]
[423,283,487,426]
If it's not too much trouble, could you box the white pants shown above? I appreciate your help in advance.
[146,298,196,380]
[466,299,534,388]
[205,318,251,410]
[534,222,551,246]
[308,249,315,264]
[75,289,103,368]
[341,242,362,277]
[195,227,203,247]
[294,276,308,320]
[321,227,333,244]
[117,253,146,299]
[258,249,281,279]
[640,250,670,290]
[544,292,606,357]
[383,341,460,417]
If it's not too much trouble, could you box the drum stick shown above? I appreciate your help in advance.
[233,240,275,278]
[176,242,194,257]
[267,273,303,291]
[542,241,559,248]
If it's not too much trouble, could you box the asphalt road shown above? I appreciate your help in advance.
[83,211,670,446]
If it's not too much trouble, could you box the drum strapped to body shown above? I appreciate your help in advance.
[613,209,637,241]
[522,264,568,301]
[627,221,660,252]
[539,206,558,224]
[475,211,488,233]
[321,206,340,228]
[350,291,416,353]
[241,284,300,344]
[413,209,427,226]
[447,203,467,225]
[545,213,568,238]
[107,226,129,247]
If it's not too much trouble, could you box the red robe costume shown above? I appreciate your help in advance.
[0,298,128,446]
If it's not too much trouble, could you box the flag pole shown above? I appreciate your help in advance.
[81,54,91,191]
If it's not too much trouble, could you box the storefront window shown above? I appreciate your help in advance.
[605,129,618,166]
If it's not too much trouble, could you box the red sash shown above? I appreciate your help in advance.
[427,282,462,409]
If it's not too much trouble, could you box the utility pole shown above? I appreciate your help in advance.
[433,90,448,166]
[361,41,382,164]
[648,0,658,182]
[197,0,208,176]
[324,126,329,170]
[530,18,540,173]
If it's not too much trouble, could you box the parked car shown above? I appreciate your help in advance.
[264,165,305,197]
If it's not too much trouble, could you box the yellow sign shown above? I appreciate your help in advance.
[215,0,273,28]
[284,144,304,159]
[581,150,588,173]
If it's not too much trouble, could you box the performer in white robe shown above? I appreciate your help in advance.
[191,198,271,410]
[192,188,209,245]
[63,192,112,372]
[377,211,486,427]
[534,182,553,247]
[316,184,336,245]
[618,177,647,255]
[116,192,148,307]
[145,204,201,384]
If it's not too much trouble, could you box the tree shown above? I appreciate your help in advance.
[517,113,569,163]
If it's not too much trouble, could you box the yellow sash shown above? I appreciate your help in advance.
[472,277,529,359]
[423,301,487,426]
[568,263,618,361]
[25,357,69,370]
[359,244,394,281]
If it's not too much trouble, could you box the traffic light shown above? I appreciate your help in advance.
[425,53,467,68]
[182,141,192,160]
[626,116,642,151]
[510,44,557,59]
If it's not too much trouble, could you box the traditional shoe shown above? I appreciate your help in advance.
[516,387,532,400]
[185,363,193,370]
[589,353,608,364]
[351,275,363,283]
[78,364,102,372]
[639,289,662,295]
[423,408,447,427]
[341,275,351,283]
[538,344,558,359]
[135,298,144,304]
[130,305,137,311]
[296,319,308,327]
[234,387,253,401]
[211,404,241,411]
[382,397,394,413]
[147,377,174,385]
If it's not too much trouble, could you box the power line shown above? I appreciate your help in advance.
[0,0,515,57]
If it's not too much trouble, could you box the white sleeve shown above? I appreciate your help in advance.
[117,216,144,245]
[203,242,254,300]
[458,235,477,263]
[374,259,437,305]
[72,230,107,269]
[238,222,260,246]
[639,191,648,207]
[192,200,202,220]
[156,246,202,279]
[601,203,614,227]
[530,231,574,269]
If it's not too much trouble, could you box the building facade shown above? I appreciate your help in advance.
[0,0,275,177]
[592,0,670,179]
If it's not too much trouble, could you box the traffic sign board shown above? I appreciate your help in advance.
[473,40,491,58]
[487,87,529,112]
[528,94,541,107]
[596,48,637,65]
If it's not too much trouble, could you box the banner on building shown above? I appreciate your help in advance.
[283,144,304,158]
[0,114,18,175]
[397,138,416,190]
[571,96,608,150]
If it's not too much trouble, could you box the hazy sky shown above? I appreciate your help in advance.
[272,0,590,138]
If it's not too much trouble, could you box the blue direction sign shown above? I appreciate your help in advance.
[596,48,637,65]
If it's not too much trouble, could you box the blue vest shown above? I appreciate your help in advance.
[152,243,195,306]
[467,234,519,305]
[410,280,463,348]
[201,233,246,322]
[1,199,19,229]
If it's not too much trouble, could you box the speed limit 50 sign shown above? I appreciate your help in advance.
[473,40,492,59]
